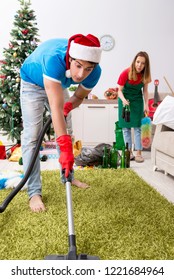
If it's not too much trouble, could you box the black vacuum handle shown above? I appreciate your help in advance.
[61,169,73,183]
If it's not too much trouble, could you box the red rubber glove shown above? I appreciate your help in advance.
[64,102,73,117]
[56,135,74,178]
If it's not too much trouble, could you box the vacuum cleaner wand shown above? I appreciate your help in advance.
[45,171,99,260]
[0,116,52,213]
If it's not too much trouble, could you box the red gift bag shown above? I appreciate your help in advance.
[0,145,6,159]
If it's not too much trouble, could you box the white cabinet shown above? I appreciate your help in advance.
[72,101,118,146]
[108,104,118,143]
[83,104,109,145]
[71,105,83,141]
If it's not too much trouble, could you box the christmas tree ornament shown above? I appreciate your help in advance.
[22,29,29,35]
[13,52,17,58]
[2,103,8,109]
[9,43,14,48]
[30,39,37,46]
[0,74,6,80]
[16,77,20,83]
[0,60,6,65]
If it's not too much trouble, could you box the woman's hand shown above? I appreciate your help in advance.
[122,98,129,106]
[144,103,149,115]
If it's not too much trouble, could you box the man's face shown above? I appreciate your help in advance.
[69,58,95,83]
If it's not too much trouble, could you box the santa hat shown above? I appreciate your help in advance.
[66,34,102,77]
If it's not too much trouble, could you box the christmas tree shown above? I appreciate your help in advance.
[0,0,40,143]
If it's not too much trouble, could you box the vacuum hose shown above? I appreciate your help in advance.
[0,116,52,213]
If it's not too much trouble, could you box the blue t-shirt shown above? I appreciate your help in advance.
[20,38,101,90]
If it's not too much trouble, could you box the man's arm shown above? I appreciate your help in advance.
[63,84,92,118]
[44,77,74,177]
[69,84,91,109]
[44,77,67,137]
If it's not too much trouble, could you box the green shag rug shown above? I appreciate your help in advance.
[0,168,174,260]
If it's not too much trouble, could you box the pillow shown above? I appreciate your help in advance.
[153,95,174,130]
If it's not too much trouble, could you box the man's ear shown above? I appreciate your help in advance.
[69,57,73,63]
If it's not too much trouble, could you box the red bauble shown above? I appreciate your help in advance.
[22,29,29,35]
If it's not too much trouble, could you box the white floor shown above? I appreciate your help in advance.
[130,151,174,204]
[1,132,174,203]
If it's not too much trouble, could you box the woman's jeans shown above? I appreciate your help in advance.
[122,127,142,151]
[20,80,73,199]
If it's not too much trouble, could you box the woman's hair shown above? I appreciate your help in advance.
[129,51,151,84]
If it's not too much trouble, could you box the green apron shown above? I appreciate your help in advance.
[118,81,144,128]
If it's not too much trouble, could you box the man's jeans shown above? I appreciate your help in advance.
[20,80,74,199]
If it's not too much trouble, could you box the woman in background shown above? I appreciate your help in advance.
[117,51,151,162]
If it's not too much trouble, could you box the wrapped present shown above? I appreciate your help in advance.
[73,140,82,157]
[43,141,56,149]
[40,148,58,159]
[9,146,22,162]
[0,144,6,160]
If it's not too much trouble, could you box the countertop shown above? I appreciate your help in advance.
[83,98,118,104]
[82,93,172,104]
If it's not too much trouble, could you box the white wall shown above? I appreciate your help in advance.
[1,0,174,98]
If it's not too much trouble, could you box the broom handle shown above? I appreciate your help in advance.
[163,76,174,96]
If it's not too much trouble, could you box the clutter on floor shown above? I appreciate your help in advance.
[0,140,57,165]
[0,170,26,190]
[40,140,58,159]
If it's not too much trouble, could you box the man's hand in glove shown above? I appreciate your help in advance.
[64,102,73,117]
[56,134,74,178]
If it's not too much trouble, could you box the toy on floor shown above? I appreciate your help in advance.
[0,171,27,190]
[0,140,6,160]
[8,146,22,162]
[40,155,48,161]
[141,113,152,149]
